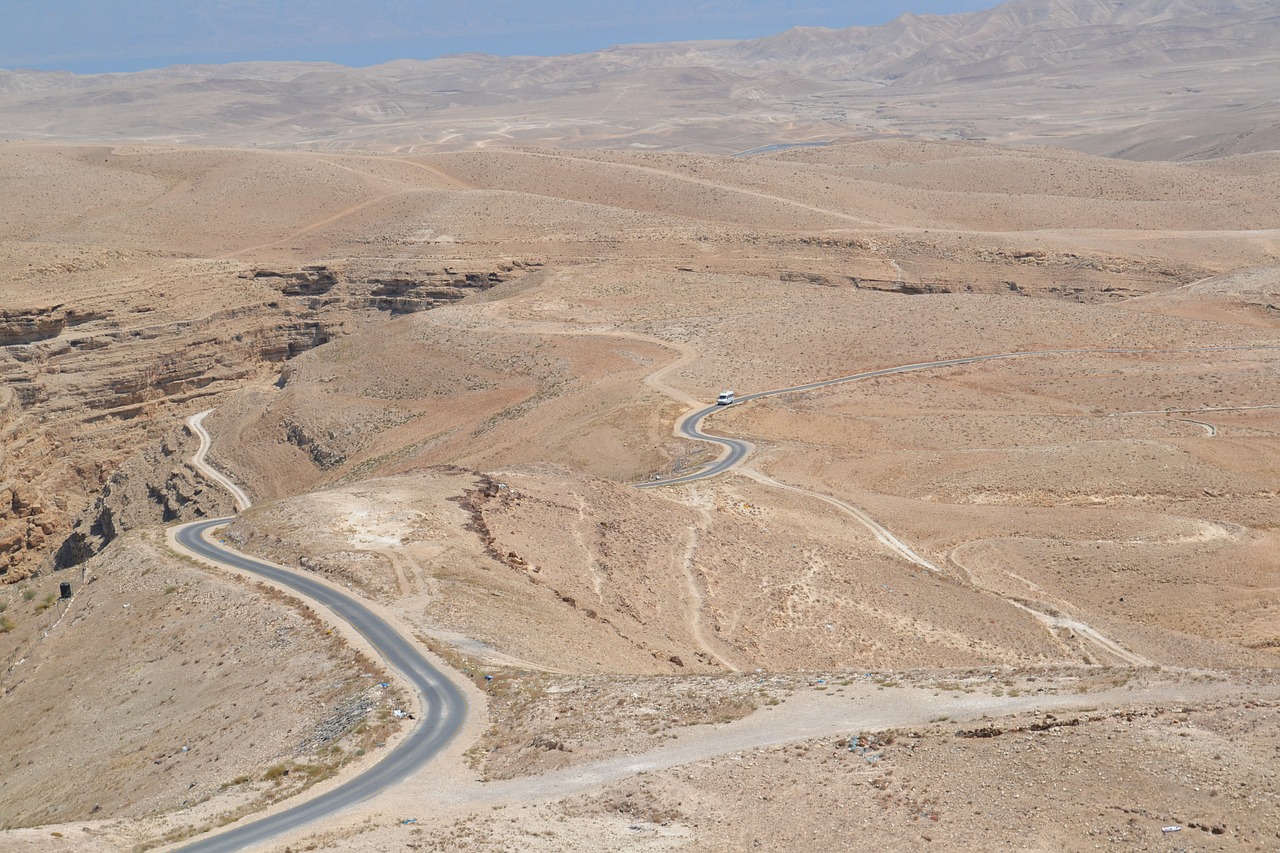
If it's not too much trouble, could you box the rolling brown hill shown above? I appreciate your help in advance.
[1,0,1277,158]
[2,3,1280,849]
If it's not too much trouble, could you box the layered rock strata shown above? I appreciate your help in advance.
[0,260,538,578]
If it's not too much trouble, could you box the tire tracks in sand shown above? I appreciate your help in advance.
[423,293,739,668]
[946,521,1242,668]
[444,288,1129,668]
[676,490,743,673]
[426,283,1274,671]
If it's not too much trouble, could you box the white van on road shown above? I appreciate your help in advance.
[716,390,735,405]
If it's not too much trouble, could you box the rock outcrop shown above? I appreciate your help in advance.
[281,418,346,470]
[0,482,59,581]
[55,425,237,569]
[251,266,338,296]
[249,262,534,315]
[0,385,64,580]
[0,259,540,577]
[0,305,104,346]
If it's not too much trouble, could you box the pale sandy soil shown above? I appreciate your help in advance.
[176,671,1280,853]
[0,125,1278,852]
[0,533,405,845]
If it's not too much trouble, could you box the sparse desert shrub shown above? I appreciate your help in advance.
[708,699,757,724]
[21,588,35,601]
[0,616,14,633]
[262,763,289,782]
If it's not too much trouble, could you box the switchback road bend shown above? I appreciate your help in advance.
[169,528,466,850]
[636,345,1280,488]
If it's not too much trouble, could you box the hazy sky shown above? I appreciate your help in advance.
[3,1,997,73]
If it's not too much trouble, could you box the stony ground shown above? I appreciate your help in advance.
[0,102,1278,853]
[0,533,405,847]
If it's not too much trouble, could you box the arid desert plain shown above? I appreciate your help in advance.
[2,1,1280,851]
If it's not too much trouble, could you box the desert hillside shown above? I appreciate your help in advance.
[2,0,1278,158]
[1,2,1279,848]
[0,130,1277,850]
[4,137,1277,583]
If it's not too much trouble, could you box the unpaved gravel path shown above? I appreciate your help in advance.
[410,676,1278,808]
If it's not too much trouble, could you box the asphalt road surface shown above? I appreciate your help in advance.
[635,346,1278,488]
[170,518,467,853]
[169,343,1276,848]
[185,410,251,511]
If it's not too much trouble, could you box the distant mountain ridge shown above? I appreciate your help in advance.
[728,0,1279,80]
[1,0,1276,159]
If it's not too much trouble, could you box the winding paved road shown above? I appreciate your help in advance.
[168,342,1277,848]
[636,345,1280,488]
[186,410,252,512]
[169,440,466,853]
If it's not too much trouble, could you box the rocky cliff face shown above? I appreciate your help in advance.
[0,259,539,578]
[248,263,524,315]
[0,482,59,581]
[54,424,238,569]
[0,304,337,577]
[0,305,104,346]
[0,386,65,581]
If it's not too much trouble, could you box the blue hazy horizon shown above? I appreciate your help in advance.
[3,1,997,74]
